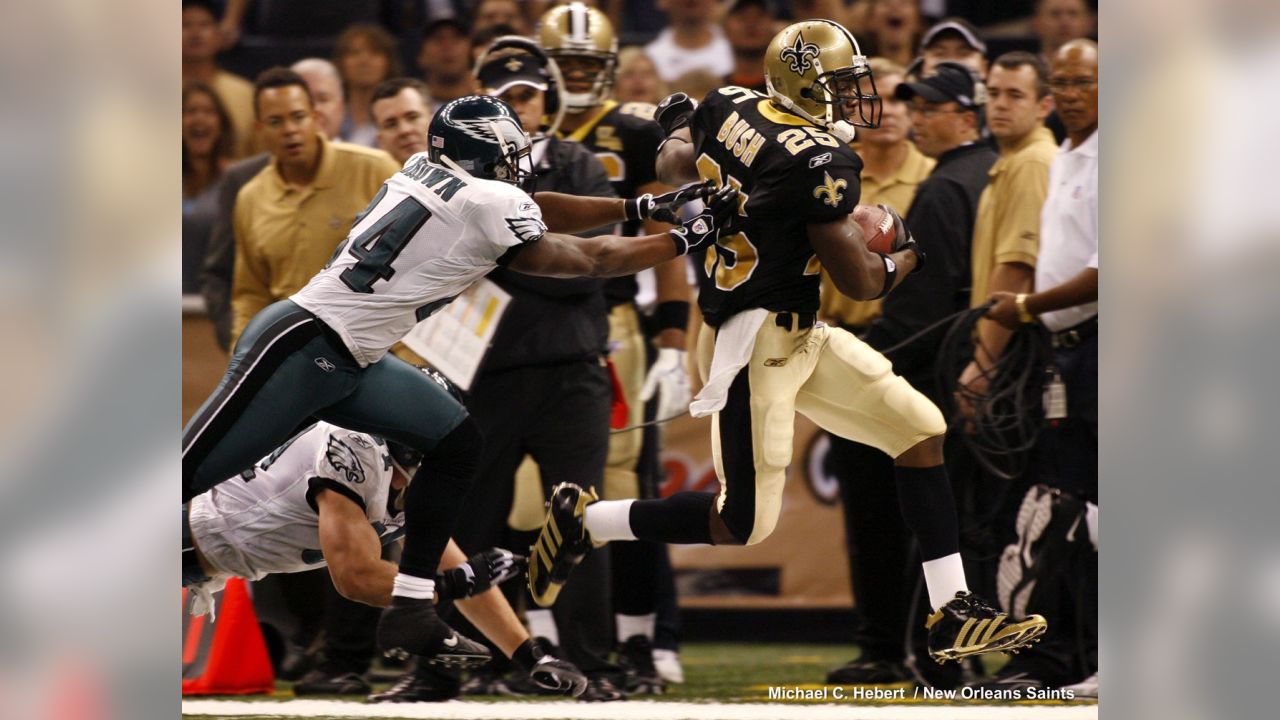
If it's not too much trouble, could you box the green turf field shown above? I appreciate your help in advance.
[183,642,1097,719]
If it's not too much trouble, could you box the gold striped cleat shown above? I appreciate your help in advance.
[528,483,598,607]
[926,591,1048,663]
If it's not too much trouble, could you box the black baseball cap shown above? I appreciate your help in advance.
[478,53,550,95]
[920,17,987,55]
[894,62,984,108]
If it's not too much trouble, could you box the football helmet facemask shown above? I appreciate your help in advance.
[537,2,617,113]
[765,20,882,142]
[428,95,534,185]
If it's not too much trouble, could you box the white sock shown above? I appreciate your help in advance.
[1085,502,1099,549]
[922,553,968,611]
[526,609,560,646]
[584,499,637,542]
[392,573,435,600]
[616,613,656,643]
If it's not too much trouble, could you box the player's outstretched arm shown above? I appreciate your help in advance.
[316,490,399,607]
[510,185,740,279]
[533,180,712,233]
[809,215,920,301]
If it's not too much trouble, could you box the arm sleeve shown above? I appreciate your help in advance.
[471,186,548,257]
[229,193,275,348]
[991,159,1051,268]
[303,428,391,518]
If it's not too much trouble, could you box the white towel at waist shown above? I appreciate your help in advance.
[689,309,769,417]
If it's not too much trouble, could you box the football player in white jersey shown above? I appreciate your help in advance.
[181,94,740,665]
[183,404,588,697]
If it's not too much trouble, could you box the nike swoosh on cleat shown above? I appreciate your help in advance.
[443,635,459,648]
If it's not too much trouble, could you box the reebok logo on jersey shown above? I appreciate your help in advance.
[764,358,788,367]
[314,357,335,372]
[809,152,833,169]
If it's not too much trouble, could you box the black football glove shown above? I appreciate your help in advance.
[435,548,526,601]
[669,184,740,256]
[625,179,715,224]
[511,639,588,697]
[877,203,925,272]
[654,92,697,137]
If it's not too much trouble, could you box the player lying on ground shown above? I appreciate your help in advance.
[183,410,587,696]
[528,20,1048,665]
[181,94,740,668]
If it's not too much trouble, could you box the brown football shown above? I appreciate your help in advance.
[852,204,897,254]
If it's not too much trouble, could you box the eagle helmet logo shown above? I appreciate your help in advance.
[779,32,821,75]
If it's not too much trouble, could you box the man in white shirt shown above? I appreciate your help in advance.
[644,0,734,83]
[985,38,1098,695]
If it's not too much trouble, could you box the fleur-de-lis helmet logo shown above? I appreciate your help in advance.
[780,32,821,75]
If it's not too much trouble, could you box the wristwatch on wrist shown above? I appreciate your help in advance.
[1015,293,1035,324]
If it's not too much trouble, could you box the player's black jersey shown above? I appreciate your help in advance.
[565,101,665,305]
[689,87,863,327]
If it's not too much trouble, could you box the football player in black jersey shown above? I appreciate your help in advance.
[531,2,694,694]
[530,19,1050,666]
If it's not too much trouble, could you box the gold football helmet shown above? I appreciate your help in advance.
[764,20,881,140]
[537,2,617,112]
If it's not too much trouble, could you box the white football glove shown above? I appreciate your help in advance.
[639,347,691,422]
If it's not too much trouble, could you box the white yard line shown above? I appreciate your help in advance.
[183,699,1099,720]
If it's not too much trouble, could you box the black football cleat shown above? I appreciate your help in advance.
[292,669,370,696]
[528,483,598,607]
[926,591,1047,663]
[579,674,626,702]
[377,596,491,668]
[825,658,910,685]
[368,665,462,703]
[618,635,665,695]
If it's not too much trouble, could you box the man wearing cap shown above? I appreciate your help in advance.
[416,18,477,116]
[920,17,989,77]
[433,48,628,703]
[863,62,996,382]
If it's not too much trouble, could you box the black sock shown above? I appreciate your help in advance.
[629,492,716,544]
[895,465,960,561]
[398,417,483,578]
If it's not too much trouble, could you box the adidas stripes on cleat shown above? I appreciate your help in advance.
[527,483,597,607]
[926,591,1048,663]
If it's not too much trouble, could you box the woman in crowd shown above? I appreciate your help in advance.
[182,82,233,295]
[334,24,403,147]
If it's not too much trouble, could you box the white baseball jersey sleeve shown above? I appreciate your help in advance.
[188,422,400,581]
[291,155,547,366]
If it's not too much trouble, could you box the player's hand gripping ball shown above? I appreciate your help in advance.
[852,203,925,271]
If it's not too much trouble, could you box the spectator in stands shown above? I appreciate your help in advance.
[181,0,256,157]
[983,39,1098,695]
[334,24,403,148]
[644,0,733,83]
[370,78,432,165]
[182,82,234,295]
[613,48,667,105]
[291,58,346,140]
[474,0,530,36]
[199,58,353,350]
[417,18,478,115]
[472,24,523,65]
[958,52,1057,415]
[1033,0,1096,61]
[920,17,989,76]
[820,57,937,688]
[722,0,776,93]
[228,68,400,346]
[864,0,923,69]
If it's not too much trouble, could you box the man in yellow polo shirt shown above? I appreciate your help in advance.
[957,52,1059,405]
[819,58,935,332]
[230,67,401,347]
